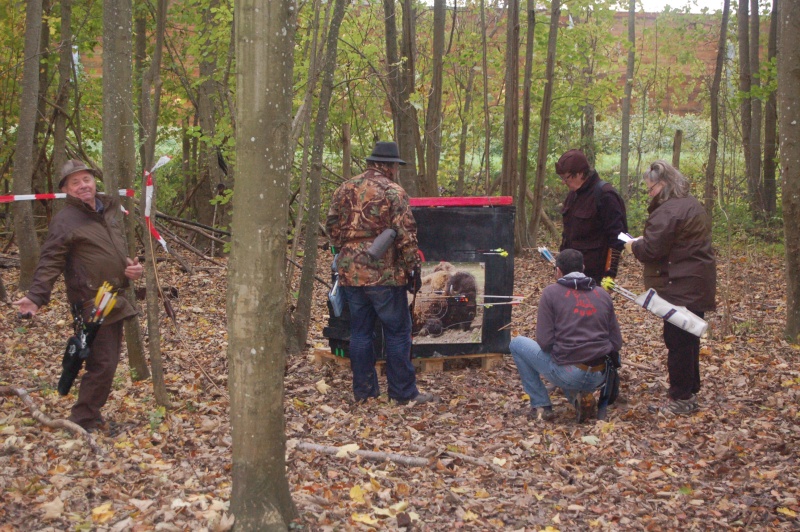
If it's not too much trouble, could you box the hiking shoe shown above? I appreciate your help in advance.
[526,406,555,422]
[397,392,440,405]
[572,391,597,423]
[649,396,698,416]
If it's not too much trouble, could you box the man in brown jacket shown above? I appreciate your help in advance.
[14,160,143,431]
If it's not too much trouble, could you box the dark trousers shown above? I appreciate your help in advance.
[342,285,418,402]
[68,320,124,428]
[663,311,703,400]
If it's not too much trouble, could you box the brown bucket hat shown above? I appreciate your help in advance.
[59,159,99,189]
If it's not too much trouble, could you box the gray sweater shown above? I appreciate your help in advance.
[536,272,623,365]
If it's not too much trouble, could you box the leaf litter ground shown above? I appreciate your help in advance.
[1,249,799,531]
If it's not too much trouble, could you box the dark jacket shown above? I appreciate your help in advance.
[325,169,420,287]
[536,273,623,366]
[560,171,628,282]
[631,194,716,312]
[26,194,136,324]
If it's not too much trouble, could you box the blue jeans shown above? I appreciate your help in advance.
[343,286,418,402]
[510,336,606,408]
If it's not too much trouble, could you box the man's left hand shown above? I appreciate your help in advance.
[125,257,143,280]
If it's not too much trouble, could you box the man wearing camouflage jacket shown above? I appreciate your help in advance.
[325,141,436,405]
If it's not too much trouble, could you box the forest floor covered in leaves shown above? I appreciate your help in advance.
[1,245,799,531]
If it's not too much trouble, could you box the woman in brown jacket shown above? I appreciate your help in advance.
[627,161,716,415]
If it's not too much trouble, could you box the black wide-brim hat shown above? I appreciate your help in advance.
[365,141,406,165]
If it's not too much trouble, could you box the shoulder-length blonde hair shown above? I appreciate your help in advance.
[643,160,690,201]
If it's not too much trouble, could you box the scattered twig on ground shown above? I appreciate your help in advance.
[0,386,103,454]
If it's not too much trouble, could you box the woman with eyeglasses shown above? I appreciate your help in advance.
[626,160,716,415]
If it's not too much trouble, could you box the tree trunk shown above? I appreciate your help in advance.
[581,103,595,167]
[705,0,730,218]
[382,0,419,196]
[672,129,682,169]
[779,0,800,340]
[749,0,763,216]
[135,8,147,167]
[619,0,635,198]
[479,0,491,194]
[52,0,72,211]
[194,0,225,247]
[456,68,476,196]
[762,0,778,216]
[286,0,327,283]
[383,0,401,137]
[290,0,324,155]
[12,0,43,291]
[515,6,535,251]
[33,0,51,202]
[529,0,561,249]
[103,0,150,383]
[290,0,348,353]
[737,0,752,202]
[422,0,445,197]
[229,0,298,526]
[342,123,352,180]
[399,0,421,195]
[501,0,520,200]
[140,0,170,405]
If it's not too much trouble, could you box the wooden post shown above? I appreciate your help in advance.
[672,129,683,169]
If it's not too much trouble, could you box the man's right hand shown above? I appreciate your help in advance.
[12,296,39,318]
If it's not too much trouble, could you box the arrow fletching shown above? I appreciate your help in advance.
[101,294,118,318]
[538,247,556,265]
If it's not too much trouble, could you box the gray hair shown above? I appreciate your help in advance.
[643,160,690,201]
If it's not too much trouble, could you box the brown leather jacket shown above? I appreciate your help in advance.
[631,194,716,312]
[26,194,136,324]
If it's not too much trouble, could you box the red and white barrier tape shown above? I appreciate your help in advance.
[144,155,172,252]
[0,189,135,204]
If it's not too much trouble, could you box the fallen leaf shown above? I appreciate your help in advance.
[214,513,235,532]
[352,513,379,525]
[39,497,64,520]
[349,484,365,503]
[315,379,331,394]
[336,443,359,457]
[91,502,115,524]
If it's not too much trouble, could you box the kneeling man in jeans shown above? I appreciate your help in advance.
[511,249,622,422]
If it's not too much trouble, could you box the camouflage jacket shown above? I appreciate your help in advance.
[325,168,420,286]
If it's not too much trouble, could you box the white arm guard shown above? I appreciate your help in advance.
[634,288,708,337]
